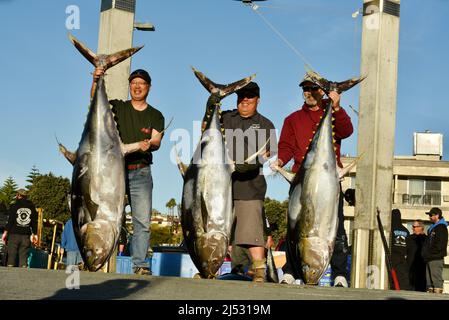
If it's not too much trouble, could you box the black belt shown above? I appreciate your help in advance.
[127,163,149,170]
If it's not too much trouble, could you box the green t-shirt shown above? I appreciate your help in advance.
[110,99,165,165]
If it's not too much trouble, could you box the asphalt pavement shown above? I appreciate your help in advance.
[1,266,448,300]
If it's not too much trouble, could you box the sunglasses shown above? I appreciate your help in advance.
[238,94,258,99]
[412,226,422,228]
[302,86,320,92]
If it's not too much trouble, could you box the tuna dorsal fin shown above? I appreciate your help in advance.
[191,66,255,99]
[68,34,143,71]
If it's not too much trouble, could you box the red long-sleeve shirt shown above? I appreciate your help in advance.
[278,100,353,173]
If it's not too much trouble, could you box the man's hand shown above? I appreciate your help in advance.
[269,159,283,172]
[139,139,151,152]
[328,91,341,111]
[1,231,7,244]
[93,67,105,82]
[30,234,38,246]
[265,235,274,249]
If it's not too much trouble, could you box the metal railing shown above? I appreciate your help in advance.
[399,192,442,206]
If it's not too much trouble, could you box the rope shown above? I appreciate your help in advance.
[247,3,314,70]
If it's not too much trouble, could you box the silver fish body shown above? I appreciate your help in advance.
[281,71,364,284]
[287,103,339,284]
[180,68,254,278]
[71,77,126,271]
[67,35,142,271]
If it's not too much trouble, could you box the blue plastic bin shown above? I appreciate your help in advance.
[28,247,48,269]
[116,256,151,274]
[151,252,198,277]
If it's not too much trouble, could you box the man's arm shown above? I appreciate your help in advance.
[333,107,353,139]
[121,141,151,155]
[275,117,296,167]
[149,128,162,151]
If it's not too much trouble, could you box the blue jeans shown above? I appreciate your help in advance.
[66,250,83,266]
[126,165,153,269]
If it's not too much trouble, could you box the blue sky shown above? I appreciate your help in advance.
[1,0,448,213]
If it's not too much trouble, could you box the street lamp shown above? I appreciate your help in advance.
[134,22,155,32]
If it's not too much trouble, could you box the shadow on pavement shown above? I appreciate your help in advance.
[43,278,150,300]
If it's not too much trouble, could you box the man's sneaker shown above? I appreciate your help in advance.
[334,276,348,288]
[134,267,152,275]
[280,273,295,284]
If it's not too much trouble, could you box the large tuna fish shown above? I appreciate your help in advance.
[177,68,264,279]
[64,35,142,271]
[275,70,363,284]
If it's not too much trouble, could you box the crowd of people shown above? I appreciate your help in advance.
[391,207,448,293]
[1,66,447,293]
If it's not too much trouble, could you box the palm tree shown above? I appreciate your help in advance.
[166,198,177,217]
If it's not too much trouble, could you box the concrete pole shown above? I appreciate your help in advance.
[98,0,136,272]
[98,0,136,100]
[351,0,400,289]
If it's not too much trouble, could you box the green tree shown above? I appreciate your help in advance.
[150,224,173,247]
[29,173,71,245]
[25,165,41,191]
[0,176,18,209]
[264,197,289,245]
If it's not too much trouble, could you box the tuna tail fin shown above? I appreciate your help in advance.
[191,66,255,99]
[68,34,143,71]
[303,66,365,94]
[335,75,366,94]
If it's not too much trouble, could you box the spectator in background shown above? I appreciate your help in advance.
[1,189,38,267]
[406,219,427,292]
[390,209,411,290]
[60,218,83,267]
[422,207,448,294]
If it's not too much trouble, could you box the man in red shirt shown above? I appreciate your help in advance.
[271,73,353,287]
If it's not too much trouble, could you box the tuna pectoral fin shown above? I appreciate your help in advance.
[191,66,255,99]
[337,151,365,180]
[273,164,295,184]
[55,136,76,165]
[241,138,271,165]
[69,34,143,70]
[174,144,188,178]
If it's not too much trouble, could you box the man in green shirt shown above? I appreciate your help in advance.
[92,68,165,275]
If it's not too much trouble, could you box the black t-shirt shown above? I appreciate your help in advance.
[110,99,165,165]
[6,199,38,235]
[222,110,276,200]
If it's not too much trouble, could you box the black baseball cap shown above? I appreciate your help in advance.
[236,82,260,98]
[129,69,151,84]
[426,207,443,217]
